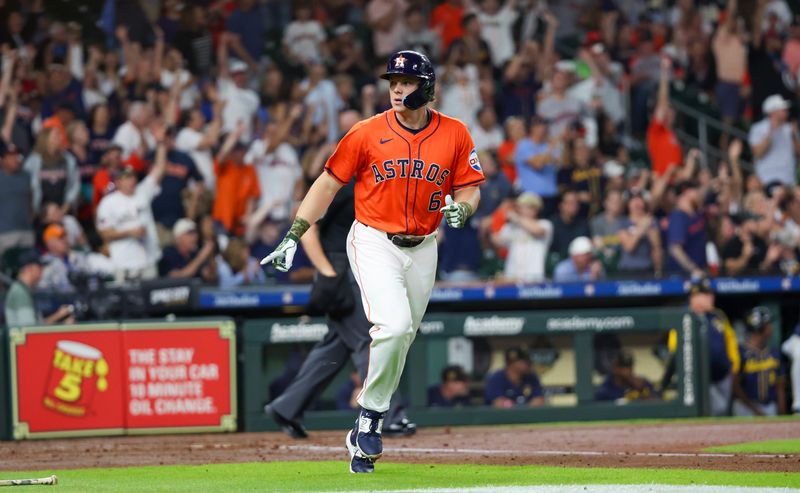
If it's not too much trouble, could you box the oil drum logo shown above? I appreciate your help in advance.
[42,340,109,417]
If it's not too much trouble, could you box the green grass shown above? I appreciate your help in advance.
[706,438,800,454]
[2,462,799,492]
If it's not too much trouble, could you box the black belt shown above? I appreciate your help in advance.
[387,233,425,248]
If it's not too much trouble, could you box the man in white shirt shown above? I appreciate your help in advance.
[567,44,625,125]
[175,101,224,193]
[160,48,199,111]
[301,62,342,143]
[112,101,155,160]
[472,106,504,152]
[748,95,800,187]
[245,121,301,221]
[217,33,259,142]
[473,0,518,68]
[493,193,553,283]
[538,62,584,138]
[96,131,168,282]
[282,4,327,64]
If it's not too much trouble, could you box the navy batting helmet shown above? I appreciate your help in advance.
[745,306,773,333]
[380,50,435,110]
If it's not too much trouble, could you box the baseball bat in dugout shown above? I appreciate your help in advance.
[0,475,58,486]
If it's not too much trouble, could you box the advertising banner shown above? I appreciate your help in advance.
[122,322,236,433]
[9,324,125,439]
[8,320,236,439]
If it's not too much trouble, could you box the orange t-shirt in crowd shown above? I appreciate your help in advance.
[92,169,113,207]
[490,202,510,259]
[496,140,518,185]
[324,109,485,236]
[430,3,465,51]
[646,118,683,177]
[212,159,260,235]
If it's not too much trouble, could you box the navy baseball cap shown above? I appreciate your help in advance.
[614,350,634,368]
[441,365,467,383]
[505,347,531,365]
[17,249,44,269]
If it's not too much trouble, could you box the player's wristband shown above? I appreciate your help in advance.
[288,217,310,240]
[460,202,474,218]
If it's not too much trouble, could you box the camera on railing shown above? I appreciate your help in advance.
[65,271,146,321]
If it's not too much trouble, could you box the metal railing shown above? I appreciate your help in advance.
[669,96,753,172]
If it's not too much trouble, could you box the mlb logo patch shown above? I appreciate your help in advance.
[468,149,482,172]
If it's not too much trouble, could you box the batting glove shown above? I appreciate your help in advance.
[440,194,472,229]
[260,233,298,272]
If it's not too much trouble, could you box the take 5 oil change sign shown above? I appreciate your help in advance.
[9,325,126,438]
[8,321,236,439]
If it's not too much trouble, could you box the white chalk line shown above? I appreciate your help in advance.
[279,444,792,460]
[315,486,799,493]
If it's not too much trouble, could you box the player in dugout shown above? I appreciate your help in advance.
[732,306,787,416]
[594,350,659,402]
[427,364,472,407]
[687,276,740,416]
[484,347,545,408]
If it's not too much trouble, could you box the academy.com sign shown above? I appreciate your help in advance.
[463,316,525,336]
[546,316,635,332]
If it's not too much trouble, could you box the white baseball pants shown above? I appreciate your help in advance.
[346,221,437,413]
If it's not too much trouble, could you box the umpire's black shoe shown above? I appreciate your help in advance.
[265,404,308,439]
[383,417,417,438]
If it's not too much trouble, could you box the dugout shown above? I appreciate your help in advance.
[238,306,714,433]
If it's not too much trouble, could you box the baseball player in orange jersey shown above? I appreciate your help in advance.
[262,50,484,473]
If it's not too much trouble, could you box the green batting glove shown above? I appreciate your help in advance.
[439,194,473,229]
[260,233,299,272]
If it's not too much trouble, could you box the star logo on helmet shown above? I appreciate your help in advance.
[394,55,407,68]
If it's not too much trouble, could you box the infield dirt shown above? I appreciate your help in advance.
[1,420,798,473]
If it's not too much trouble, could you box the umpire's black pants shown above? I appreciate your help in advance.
[269,253,406,424]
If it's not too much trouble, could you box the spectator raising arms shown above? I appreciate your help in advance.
[216,33,259,143]
[666,180,707,278]
[212,124,260,237]
[748,95,800,187]
[646,56,683,178]
[617,189,663,278]
[96,123,169,282]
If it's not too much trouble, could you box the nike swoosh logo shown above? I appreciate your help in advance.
[380,138,393,144]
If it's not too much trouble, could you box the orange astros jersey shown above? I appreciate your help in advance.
[324,109,485,235]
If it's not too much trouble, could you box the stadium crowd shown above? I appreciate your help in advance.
[0,0,798,295]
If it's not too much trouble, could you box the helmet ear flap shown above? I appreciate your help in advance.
[402,76,435,110]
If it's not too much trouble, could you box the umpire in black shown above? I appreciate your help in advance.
[265,178,415,438]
